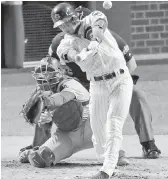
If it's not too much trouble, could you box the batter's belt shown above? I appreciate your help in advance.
[94,69,124,81]
[82,100,89,106]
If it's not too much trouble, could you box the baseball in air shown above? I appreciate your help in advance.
[103,1,112,10]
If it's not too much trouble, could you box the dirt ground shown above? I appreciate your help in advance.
[1,157,168,179]
[1,64,168,179]
[1,135,168,179]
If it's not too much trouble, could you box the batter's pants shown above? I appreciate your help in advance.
[89,70,133,176]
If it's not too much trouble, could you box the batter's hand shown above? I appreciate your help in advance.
[75,48,97,62]
[88,40,100,51]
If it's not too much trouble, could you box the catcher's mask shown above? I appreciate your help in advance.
[32,57,63,91]
[51,3,80,34]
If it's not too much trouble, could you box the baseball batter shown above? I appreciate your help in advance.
[53,3,133,178]
[49,6,161,160]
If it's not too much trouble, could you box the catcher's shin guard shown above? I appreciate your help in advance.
[28,146,55,168]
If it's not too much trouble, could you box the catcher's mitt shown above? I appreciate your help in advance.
[52,100,83,132]
[21,89,44,125]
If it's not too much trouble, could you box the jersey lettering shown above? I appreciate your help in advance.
[60,84,68,91]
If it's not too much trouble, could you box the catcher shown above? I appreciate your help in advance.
[19,56,128,168]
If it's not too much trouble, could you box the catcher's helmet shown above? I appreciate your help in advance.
[32,56,63,91]
[51,3,78,28]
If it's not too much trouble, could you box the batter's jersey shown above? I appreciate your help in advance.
[49,32,134,85]
[57,11,127,80]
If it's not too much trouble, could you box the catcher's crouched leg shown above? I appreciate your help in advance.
[28,146,55,168]
[28,129,74,167]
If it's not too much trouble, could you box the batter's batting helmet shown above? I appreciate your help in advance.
[51,3,78,28]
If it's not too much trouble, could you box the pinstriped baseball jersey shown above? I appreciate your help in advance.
[57,10,133,177]
[57,11,128,81]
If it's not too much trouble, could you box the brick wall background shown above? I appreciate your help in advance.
[130,1,168,55]
[22,1,168,62]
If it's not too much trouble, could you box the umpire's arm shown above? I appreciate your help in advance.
[111,31,137,74]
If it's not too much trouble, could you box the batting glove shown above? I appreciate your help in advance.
[75,48,98,62]
[87,40,100,51]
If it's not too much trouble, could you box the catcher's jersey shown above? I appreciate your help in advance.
[48,78,90,122]
[58,78,90,128]
[59,78,90,103]
[57,11,127,81]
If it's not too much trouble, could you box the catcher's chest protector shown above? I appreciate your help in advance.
[52,99,83,132]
